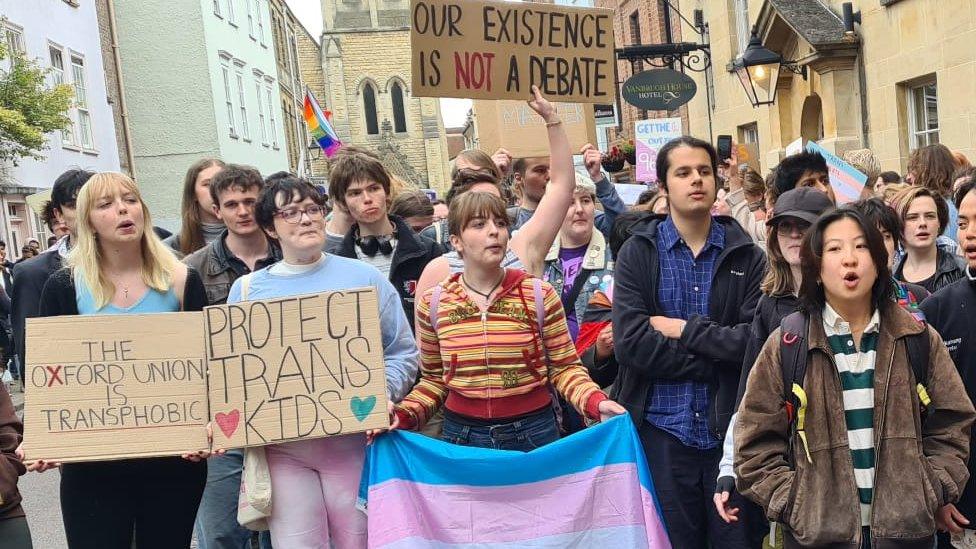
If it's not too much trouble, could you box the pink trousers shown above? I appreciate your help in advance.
[265,434,368,549]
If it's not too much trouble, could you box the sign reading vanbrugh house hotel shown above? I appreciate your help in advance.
[622,69,697,111]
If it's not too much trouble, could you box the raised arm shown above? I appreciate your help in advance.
[510,86,574,276]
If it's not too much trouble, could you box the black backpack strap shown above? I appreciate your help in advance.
[779,311,812,466]
[905,327,933,419]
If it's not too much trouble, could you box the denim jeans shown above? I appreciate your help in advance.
[194,450,272,549]
[440,408,560,452]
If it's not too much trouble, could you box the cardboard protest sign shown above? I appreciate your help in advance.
[473,100,597,157]
[735,142,761,173]
[806,141,868,204]
[410,0,616,103]
[635,118,683,182]
[22,313,209,463]
[205,288,389,448]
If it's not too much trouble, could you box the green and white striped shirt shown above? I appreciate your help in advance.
[823,304,880,527]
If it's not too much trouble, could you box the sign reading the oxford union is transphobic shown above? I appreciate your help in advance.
[23,313,210,463]
[205,288,389,449]
[410,0,616,103]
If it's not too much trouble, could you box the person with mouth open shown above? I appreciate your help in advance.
[26,172,212,548]
[921,178,976,547]
[735,206,975,549]
[891,186,966,294]
[390,190,627,452]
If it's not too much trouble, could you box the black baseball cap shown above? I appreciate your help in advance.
[766,187,834,227]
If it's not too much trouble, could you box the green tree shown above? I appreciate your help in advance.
[0,42,73,166]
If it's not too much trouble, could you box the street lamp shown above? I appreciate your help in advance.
[733,31,807,107]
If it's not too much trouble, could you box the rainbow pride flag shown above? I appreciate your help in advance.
[303,90,342,158]
[358,415,671,548]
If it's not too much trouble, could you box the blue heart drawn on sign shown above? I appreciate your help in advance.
[350,395,377,422]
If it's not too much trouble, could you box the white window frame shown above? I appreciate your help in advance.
[246,0,255,38]
[235,66,250,141]
[907,80,939,150]
[733,0,750,54]
[213,0,222,17]
[226,0,237,25]
[3,21,25,56]
[219,55,237,138]
[48,43,77,147]
[255,0,266,46]
[254,70,268,145]
[70,53,95,150]
[264,78,278,148]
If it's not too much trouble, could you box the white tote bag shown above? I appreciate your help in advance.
[233,274,273,531]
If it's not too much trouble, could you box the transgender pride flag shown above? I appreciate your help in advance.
[358,415,671,548]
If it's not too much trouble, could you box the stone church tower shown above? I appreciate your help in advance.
[319,0,450,194]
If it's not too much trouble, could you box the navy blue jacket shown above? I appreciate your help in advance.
[611,215,765,438]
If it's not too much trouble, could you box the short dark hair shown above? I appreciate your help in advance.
[798,207,893,313]
[850,197,903,247]
[609,210,654,261]
[879,171,902,184]
[390,189,434,220]
[47,235,58,247]
[636,189,657,206]
[327,150,391,208]
[41,200,58,231]
[209,164,264,206]
[264,171,293,184]
[774,151,828,198]
[655,136,718,189]
[51,169,95,210]
[256,175,325,232]
[955,177,976,209]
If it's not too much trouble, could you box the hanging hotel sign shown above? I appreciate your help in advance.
[621,69,697,111]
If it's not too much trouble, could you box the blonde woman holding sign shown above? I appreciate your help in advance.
[26,172,209,549]
[223,175,418,549]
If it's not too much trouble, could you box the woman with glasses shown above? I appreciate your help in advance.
[222,177,418,548]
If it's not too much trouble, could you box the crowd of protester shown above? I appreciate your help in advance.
[2,87,976,549]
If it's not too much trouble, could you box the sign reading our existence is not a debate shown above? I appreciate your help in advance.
[410,0,617,103]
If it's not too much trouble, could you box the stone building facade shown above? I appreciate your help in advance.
[682,0,976,173]
[268,0,309,176]
[317,0,450,195]
[295,20,330,180]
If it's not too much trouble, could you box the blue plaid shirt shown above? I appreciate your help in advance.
[646,217,725,449]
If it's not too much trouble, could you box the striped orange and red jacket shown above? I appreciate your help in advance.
[395,269,607,430]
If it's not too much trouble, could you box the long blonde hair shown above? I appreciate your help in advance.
[68,172,180,308]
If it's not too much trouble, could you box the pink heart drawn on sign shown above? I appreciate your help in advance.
[215,410,240,439]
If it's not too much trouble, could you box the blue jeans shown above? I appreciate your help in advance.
[194,450,272,549]
[440,408,560,452]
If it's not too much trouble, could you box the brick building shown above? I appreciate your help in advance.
[295,24,330,180]
[593,0,690,144]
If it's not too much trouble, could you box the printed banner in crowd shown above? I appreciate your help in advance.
[358,415,671,548]
[635,118,683,182]
[410,0,616,103]
[806,140,868,204]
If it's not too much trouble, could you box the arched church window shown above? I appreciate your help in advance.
[391,82,407,133]
[363,83,379,135]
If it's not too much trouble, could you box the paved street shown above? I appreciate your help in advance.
[12,384,68,549]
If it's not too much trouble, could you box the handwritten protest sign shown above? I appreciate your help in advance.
[22,313,209,463]
[205,288,389,449]
[635,118,683,182]
[410,0,616,103]
[473,100,597,157]
[806,141,868,204]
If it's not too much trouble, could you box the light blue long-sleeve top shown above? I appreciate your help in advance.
[226,253,419,402]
